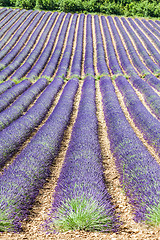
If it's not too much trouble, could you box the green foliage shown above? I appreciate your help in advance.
[47,194,114,232]
[15,0,35,9]
[146,203,160,226]
[1,0,160,18]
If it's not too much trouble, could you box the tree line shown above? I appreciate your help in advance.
[0,0,160,18]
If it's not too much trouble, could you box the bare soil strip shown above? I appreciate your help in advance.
[91,15,98,76]
[81,14,86,78]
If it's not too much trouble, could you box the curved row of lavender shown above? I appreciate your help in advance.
[45,14,119,233]
[0,10,38,61]
[0,11,53,81]
[100,75,160,224]
[0,80,15,95]
[0,79,78,232]
[128,18,160,66]
[148,19,160,32]
[84,15,94,76]
[26,12,65,79]
[0,78,48,131]
[0,9,27,40]
[0,77,62,168]
[141,19,160,40]
[41,13,72,77]
[115,75,160,156]
[94,14,160,225]
[105,16,160,120]
[10,11,58,80]
[0,79,31,113]
[116,17,160,79]
[0,9,13,24]
[11,12,66,80]
[70,14,84,77]
[134,18,160,51]
[0,9,21,37]
[0,10,80,169]
[0,11,44,70]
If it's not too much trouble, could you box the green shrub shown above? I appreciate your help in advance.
[15,0,35,9]
[59,0,83,12]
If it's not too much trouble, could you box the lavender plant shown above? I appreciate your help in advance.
[0,12,52,81]
[42,13,72,77]
[0,79,31,113]
[0,78,48,131]
[26,12,65,79]
[100,76,160,225]
[0,80,15,95]
[0,10,38,61]
[46,77,119,233]
[105,16,160,120]
[0,11,44,70]
[128,18,160,67]
[10,12,58,80]
[0,79,78,232]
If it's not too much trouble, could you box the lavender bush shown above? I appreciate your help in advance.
[0,79,78,232]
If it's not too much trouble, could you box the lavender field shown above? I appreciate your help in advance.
[0,7,160,239]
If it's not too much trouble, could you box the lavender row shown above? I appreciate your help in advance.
[0,11,44,70]
[46,77,119,233]
[0,9,18,31]
[115,75,160,155]
[101,16,121,75]
[0,80,15,95]
[94,15,109,75]
[127,18,160,67]
[0,9,26,41]
[134,18,160,52]
[0,12,52,81]
[115,17,160,90]
[0,8,7,15]
[0,79,31,113]
[141,19,160,39]
[119,17,160,75]
[70,14,84,77]
[54,14,78,78]
[11,12,58,80]
[0,79,78,232]
[42,13,71,77]
[149,20,160,32]
[26,12,65,79]
[106,16,160,119]
[0,76,64,168]
[84,15,94,76]
[100,76,160,224]
[0,78,48,131]
[0,10,38,61]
